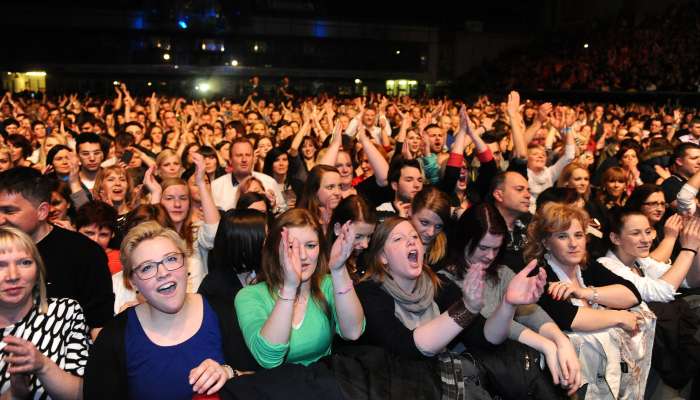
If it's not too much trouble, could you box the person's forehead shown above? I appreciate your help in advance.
[0,191,36,207]
[78,142,101,151]
[505,172,527,186]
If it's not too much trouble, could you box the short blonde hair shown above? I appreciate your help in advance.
[120,221,189,286]
[0,226,48,313]
[524,202,590,267]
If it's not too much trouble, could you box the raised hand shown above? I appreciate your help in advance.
[680,216,700,250]
[664,213,683,239]
[143,164,162,201]
[506,91,521,117]
[505,259,547,305]
[329,221,356,271]
[279,228,302,289]
[461,263,486,313]
[191,153,207,186]
[536,102,553,124]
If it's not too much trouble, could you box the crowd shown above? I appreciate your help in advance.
[473,2,700,92]
[0,83,699,399]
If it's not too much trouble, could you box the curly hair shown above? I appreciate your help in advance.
[524,202,590,267]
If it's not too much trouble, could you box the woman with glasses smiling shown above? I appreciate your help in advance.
[626,184,682,262]
[84,221,258,399]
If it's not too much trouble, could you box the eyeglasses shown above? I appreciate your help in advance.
[642,201,667,209]
[133,252,185,280]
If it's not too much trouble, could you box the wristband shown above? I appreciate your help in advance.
[681,248,698,255]
[336,283,354,295]
[222,364,235,380]
[277,289,296,301]
[447,301,478,329]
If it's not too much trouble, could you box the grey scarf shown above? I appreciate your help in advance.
[381,271,440,330]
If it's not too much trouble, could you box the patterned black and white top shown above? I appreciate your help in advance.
[0,297,90,399]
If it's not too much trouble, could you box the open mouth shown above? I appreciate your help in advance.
[157,282,177,294]
[407,250,419,263]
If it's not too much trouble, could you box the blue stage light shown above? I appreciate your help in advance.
[178,20,188,29]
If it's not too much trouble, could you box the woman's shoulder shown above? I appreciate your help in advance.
[45,297,86,318]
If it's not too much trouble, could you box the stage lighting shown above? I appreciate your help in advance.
[178,20,188,29]
[163,53,171,61]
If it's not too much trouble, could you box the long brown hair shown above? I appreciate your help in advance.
[524,202,590,268]
[556,162,591,200]
[298,165,340,224]
[411,187,450,266]
[362,216,440,289]
[259,208,330,317]
[160,178,194,251]
[92,165,137,210]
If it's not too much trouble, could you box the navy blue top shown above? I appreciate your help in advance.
[125,297,225,400]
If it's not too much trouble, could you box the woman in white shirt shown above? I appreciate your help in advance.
[598,208,700,397]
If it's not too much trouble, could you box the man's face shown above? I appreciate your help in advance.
[125,125,143,142]
[5,124,18,135]
[650,120,662,134]
[677,148,700,177]
[439,116,452,132]
[33,124,46,140]
[78,142,104,172]
[164,111,177,128]
[230,142,253,176]
[78,223,113,250]
[691,123,700,138]
[362,110,376,127]
[426,127,444,153]
[80,122,93,133]
[494,172,531,215]
[0,192,47,237]
[392,166,424,203]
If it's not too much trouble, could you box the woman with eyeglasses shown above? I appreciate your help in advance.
[84,221,259,399]
[626,184,682,262]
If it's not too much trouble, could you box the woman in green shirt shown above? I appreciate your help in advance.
[235,208,365,368]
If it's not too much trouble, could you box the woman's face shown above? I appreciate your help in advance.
[605,177,626,198]
[457,165,468,191]
[335,221,375,253]
[284,226,320,282]
[359,154,373,177]
[0,152,12,172]
[51,151,71,172]
[406,130,422,153]
[49,191,70,222]
[621,149,638,169]
[527,147,547,171]
[203,155,218,174]
[128,236,187,314]
[317,172,342,210]
[159,156,182,179]
[272,153,289,176]
[151,128,163,144]
[545,219,586,268]
[186,174,209,204]
[0,246,37,310]
[8,143,23,163]
[334,152,353,186]
[256,138,273,157]
[567,168,590,195]
[44,137,61,154]
[161,185,190,224]
[100,171,128,204]
[252,123,267,136]
[465,232,503,267]
[410,208,444,246]
[245,180,265,195]
[612,214,653,260]
[381,221,424,283]
[301,139,316,160]
[640,191,666,224]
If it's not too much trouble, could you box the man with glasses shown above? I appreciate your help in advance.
[76,133,105,190]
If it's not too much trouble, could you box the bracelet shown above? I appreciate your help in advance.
[336,283,354,295]
[588,286,599,306]
[447,301,478,329]
[277,289,296,301]
[222,364,235,380]
[681,248,698,255]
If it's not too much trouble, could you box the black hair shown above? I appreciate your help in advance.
[387,157,423,185]
[626,184,664,212]
[75,132,103,152]
[535,187,582,212]
[0,167,51,207]
[46,145,72,167]
[208,209,267,277]
[75,201,118,232]
[7,134,33,158]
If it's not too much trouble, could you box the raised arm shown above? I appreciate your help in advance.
[318,121,342,167]
[506,91,528,158]
[327,222,365,340]
[191,153,220,226]
[357,125,389,187]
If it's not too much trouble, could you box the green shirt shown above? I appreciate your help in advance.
[235,275,348,368]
